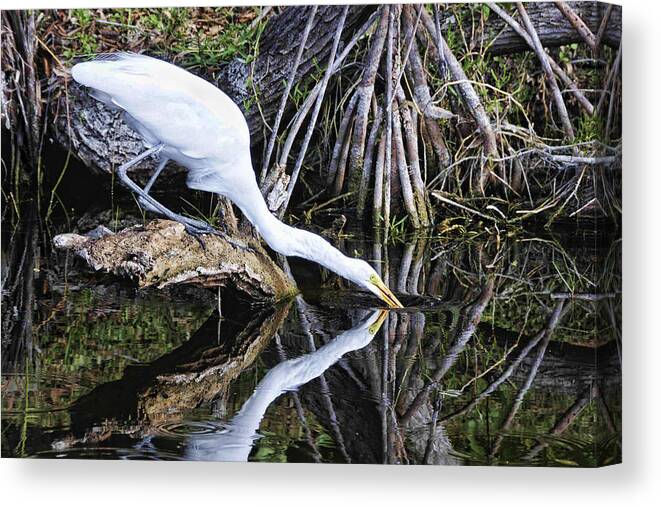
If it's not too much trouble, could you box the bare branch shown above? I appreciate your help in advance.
[487,2,594,115]
[280,5,350,216]
[554,1,597,50]
[517,3,575,141]
[259,6,318,185]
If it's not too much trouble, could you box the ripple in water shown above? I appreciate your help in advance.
[155,420,227,438]
[34,446,185,460]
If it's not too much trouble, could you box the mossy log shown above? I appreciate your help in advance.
[52,219,295,299]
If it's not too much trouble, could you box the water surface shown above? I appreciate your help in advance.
[1,220,621,466]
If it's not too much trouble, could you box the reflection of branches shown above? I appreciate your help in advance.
[281,231,618,464]
[394,312,425,414]
[439,301,566,425]
[1,210,39,372]
[381,319,391,463]
[523,383,597,462]
[423,397,442,464]
[594,384,617,435]
[399,278,495,425]
[489,302,563,459]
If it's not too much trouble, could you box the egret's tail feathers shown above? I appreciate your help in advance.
[87,88,120,110]
[71,53,158,90]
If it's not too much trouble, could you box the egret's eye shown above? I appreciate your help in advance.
[368,310,388,335]
[368,273,404,308]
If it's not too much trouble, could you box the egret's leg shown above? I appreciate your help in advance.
[117,145,218,234]
[116,146,251,251]
[137,157,168,213]
[144,157,168,193]
[116,146,216,230]
[138,160,219,233]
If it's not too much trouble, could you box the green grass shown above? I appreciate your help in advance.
[57,7,267,70]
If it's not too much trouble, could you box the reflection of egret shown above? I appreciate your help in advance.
[184,309,388,462]
[71,54,402,308]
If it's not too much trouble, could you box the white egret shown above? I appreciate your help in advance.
[184,309,388,462]
[71,53,403,308]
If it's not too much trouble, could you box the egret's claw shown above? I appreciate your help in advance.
[184,224,209,250]
[181,221,254,254]
[211,229,254,253]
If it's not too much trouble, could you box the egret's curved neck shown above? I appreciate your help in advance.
[227,174,353,276]
[184,311,380,462]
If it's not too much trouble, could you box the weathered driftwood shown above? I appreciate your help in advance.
[52,219,294,299]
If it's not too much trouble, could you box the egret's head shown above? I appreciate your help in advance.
[344,259,404,309]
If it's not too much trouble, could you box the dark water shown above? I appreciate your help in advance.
[1,218,621,466]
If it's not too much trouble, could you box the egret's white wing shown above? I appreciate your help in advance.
[72,53,249,160]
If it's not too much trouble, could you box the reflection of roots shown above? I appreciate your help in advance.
[1,212,39,371]
[46,212,620,462]
[403,395,461,466]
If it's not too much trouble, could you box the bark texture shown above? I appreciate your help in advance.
[477,1,621,54]
[52,219,294,299]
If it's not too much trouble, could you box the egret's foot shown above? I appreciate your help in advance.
[181,220,253,252]
[113,147,254,254]
[181,220,253,253]
[183,223,211,250]
[211,229,254,253]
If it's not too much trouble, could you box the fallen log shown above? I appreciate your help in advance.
[478,1,621,54]
[52,219,295,300]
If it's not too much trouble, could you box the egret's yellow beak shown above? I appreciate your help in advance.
[368,310,390,335]
[370,275,404,309]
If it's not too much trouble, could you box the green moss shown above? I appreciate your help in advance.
[576,114,605,143]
